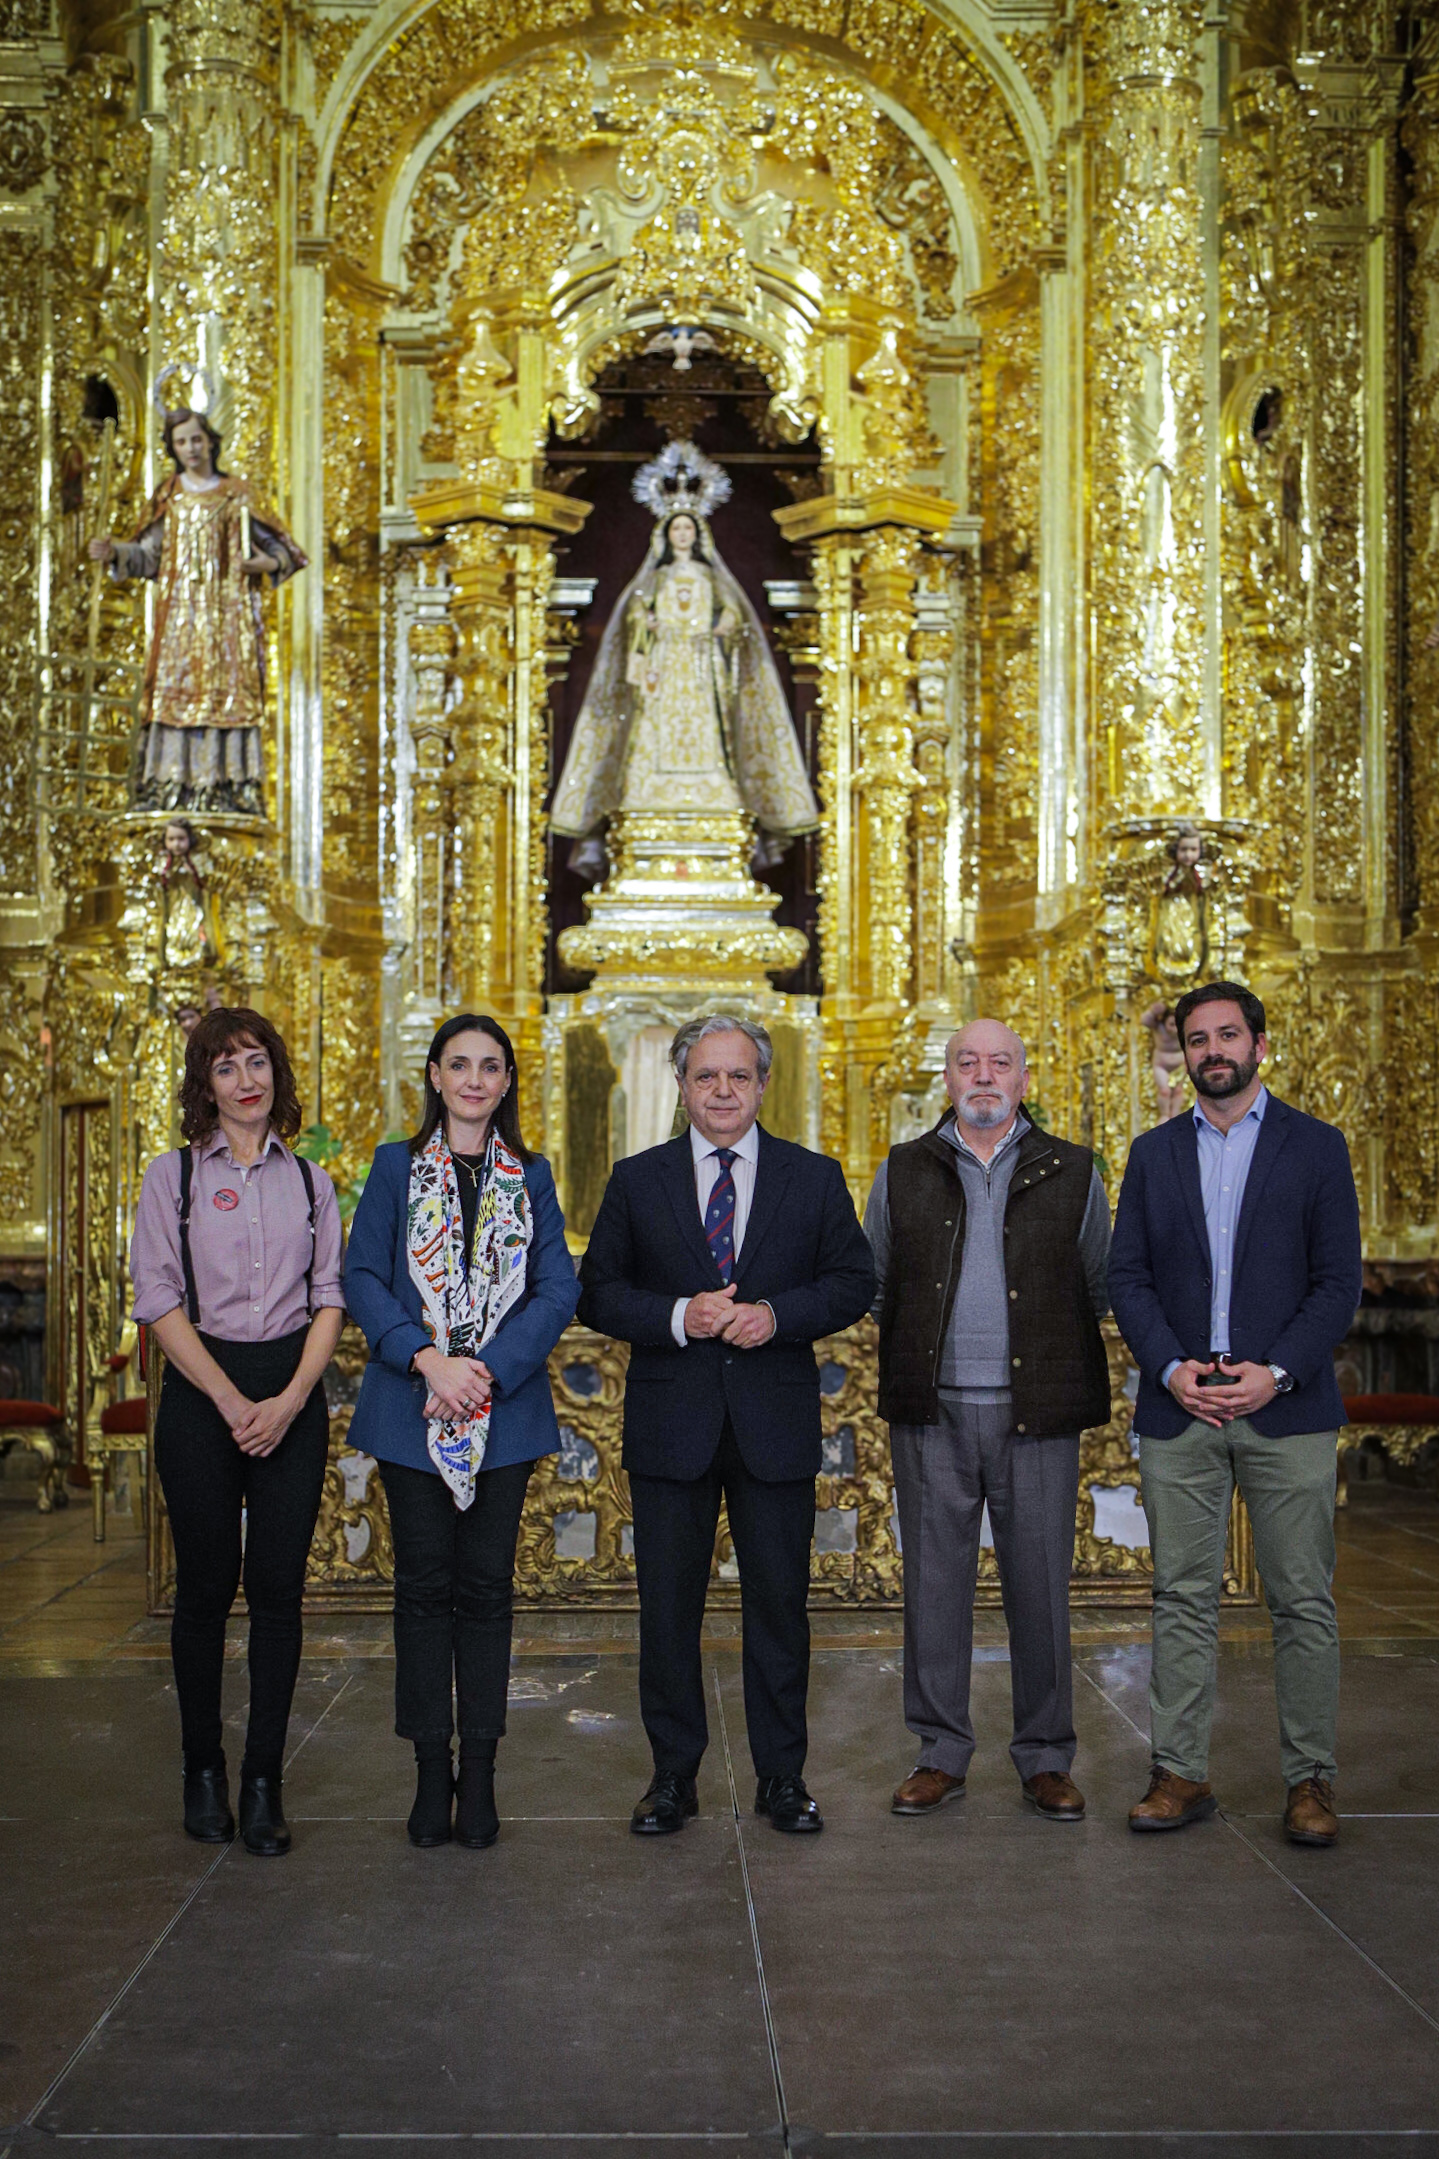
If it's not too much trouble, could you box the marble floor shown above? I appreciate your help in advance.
[3,1480,1439,2158]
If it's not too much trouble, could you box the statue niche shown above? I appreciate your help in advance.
[550,441,817,879]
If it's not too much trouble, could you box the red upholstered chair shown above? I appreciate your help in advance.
[1337,1393,1439,1506]
[0,1400,69,1513]
[89,1324,147,1542]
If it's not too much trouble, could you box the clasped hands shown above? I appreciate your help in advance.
[684,1281,774,1349]
[1166,1356,1277,1429]
[219,1384,304,1458]
[413,1345,494,1423]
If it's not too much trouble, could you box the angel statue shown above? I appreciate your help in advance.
[88,394,307,818]
[155,817,220,972]
[1147,820,1210,987]
[549,441,818,875]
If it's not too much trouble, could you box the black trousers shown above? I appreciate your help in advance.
[154,1331,329,1781]
[629,1420,815,1780]
[378,1456,532,1748]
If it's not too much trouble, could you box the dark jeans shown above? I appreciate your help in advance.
[154,1331,329,1781]
[629,1419,815,1781]
[378,1456,532,1747]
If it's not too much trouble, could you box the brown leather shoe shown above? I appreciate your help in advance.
[1022,1770,1086,1820]
[1285,1775,1339,1847]
[1128,1763,1217,1832]
[891,1766,967,1816]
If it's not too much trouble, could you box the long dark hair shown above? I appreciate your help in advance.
[179,1007,302,1144]
[656,511,712,568]
[409,1013,531,1162]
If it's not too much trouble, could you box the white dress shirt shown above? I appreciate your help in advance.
[670,1122,762,1348]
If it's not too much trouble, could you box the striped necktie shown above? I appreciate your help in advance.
[704,1148,738,1282]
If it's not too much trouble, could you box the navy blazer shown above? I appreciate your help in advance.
[1108,1093,1361,1440]
[578,1127,875,1483]
[343,1141,579,1476]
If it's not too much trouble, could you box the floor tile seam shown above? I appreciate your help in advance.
[22,1664,264,2131]
[1340,1590,1439,1632]
[1218,1811,1439,2037]
[22,1836,235,2128]
[1076,1632,1439,2025]
[0,1523,93,1573]
[711,1661,790,2153]
[0,1550,144,1641]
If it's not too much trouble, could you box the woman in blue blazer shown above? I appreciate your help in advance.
[344,1014,578,1850]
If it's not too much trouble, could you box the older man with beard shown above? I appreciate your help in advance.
[865,1019,1111,1821]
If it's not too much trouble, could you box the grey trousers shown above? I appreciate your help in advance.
[890,1394,1081,1781]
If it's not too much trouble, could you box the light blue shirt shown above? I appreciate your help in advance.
[1160,1086,1268,1386]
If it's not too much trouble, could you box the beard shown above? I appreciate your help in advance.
[956,1089,1013,1130]
[1189,1047,1259,1099]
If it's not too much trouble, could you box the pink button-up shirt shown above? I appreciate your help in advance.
[130,1130,344,1340]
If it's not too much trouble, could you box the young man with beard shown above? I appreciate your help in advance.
[1109,981,1362,1846]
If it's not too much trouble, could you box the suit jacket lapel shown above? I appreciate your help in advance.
[734,1127,792,1283]
[1232,1095,1292,1277]
[661,1132,726,1284]
[1171,1114,1212,1273]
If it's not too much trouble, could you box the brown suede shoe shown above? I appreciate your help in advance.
[1128,1763,1218,1832]
[1022,1770,1086,1820]
[891,1766,967,1816]
[1284,1775,1339,1847]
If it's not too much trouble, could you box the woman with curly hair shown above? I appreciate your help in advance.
[129,1007,344,1854]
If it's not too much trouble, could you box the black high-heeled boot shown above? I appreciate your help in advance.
[454,1743,499,1849]
[408,1745,454,1848]
[182,1754,234,1843]
[238,1771,291,1856]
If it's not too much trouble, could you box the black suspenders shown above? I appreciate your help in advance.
[175,1145,318,1330]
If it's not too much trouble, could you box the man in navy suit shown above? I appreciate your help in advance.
[579,1014,875,1837]
[1109,981,1361,1847]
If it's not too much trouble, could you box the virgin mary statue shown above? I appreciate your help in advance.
[549,443,818,864]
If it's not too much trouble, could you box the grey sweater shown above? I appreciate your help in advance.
[864,1116,1111,1392]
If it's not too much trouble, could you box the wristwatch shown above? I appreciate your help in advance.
[1267,1363,1296,1394]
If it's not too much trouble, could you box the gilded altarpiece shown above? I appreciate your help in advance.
[10,0,1439,1612]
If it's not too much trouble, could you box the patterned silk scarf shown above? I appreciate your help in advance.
[405,1124,531,1508]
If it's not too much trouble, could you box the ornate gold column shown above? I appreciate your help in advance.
[854,525,924,1014]
[0,11,59,1252]
[778,489,954,1189]
[1087,0,1213,822]
[416,483,588,1141]
[160,0,282,489]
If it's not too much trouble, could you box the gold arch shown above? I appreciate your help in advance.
[311,1,1049,293]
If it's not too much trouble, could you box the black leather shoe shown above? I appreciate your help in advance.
[630,1771,698,1835]
[755,1774,823,1834]
[454,1757,499,1849]
[182,1763,234,1843]
[238,1774,291,1857]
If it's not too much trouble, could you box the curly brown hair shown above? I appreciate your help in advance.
[179,1008,302,1144]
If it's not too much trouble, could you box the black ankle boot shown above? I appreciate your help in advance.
[454,1749,499,1849]
[238,1772,291,1856]
[182,1758,234,1843]
[408,1751,454,1848]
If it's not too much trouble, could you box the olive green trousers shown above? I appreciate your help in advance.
[1138,1417,1339,1788]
